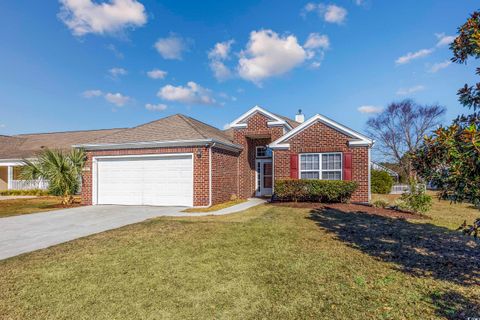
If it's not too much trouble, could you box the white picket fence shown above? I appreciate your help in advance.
[391,183,426,194]
[10,180,49,190]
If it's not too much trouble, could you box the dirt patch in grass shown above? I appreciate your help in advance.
[270,201,426,220]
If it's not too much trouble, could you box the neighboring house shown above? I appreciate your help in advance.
[1,106,373,207]
[0,129,124,191]
[371,161,399,182]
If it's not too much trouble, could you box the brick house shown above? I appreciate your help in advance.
[0,106,373,207]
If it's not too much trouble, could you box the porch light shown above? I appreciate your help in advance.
[196,148,202,158]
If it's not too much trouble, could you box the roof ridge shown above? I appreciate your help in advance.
[183,115,221,131]
[14,127,127,136]
[183,115,234,141]
[131,113,181,129]
[177,114,209,139]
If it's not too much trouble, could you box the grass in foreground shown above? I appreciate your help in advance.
[183,199,247,213]
[372,192,480,230]
[0,197,78,218]
[0,198,478,319]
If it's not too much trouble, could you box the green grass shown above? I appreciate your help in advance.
[183,199,247,213]
[0,198,478,319]
[372,192,480,229]
[0,197,69,218]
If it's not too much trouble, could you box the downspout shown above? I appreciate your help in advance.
[368,146,372,202]
[208,142,216,207]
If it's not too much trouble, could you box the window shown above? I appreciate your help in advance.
[256,146,272,158]
[299,153,342,180]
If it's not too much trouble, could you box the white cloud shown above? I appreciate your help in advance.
[395,48,433,65]
[154,35,190,60]
[303,2,317,13]
[218,92,237,102]
[395,33,454,66]
[82,89,103,98]
[210,60,232,81]
[58,0,147,36]
[157,81,216,105]
[396,85,425,96]
[310,61,322,68]
[237,30,307,84]
[323,4,347,24]
[302,3,347,24]
[429,60,451,73]
[106,44,124,59]
[358,105,383,114]
[208,40,235,81]
[147,69,167,79]
[0,124,5,128]
[104,92,130,106]
[354,0,365,5]
[304,33,330,50]
[145,103,168,111]
[208,39,234,60]
[108,67,127,78]
[435,33,455,47]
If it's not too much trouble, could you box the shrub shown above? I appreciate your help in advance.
[0,189,50,196]
[371,170,394,194]
[372,198,389,208]
[392,199,410,211]
[399,182,432,214]
[274,179,358,203]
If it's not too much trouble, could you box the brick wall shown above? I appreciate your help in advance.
[211,147,240,204]
[82,146,210,207]
[233,113,284,198]
[273,121,370,202]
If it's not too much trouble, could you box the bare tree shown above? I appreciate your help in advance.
[366,100,446,179]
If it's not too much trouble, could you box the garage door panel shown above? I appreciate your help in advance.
[96,155,193,207]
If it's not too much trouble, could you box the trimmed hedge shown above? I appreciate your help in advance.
[371,170,394,194]
[0,189,50,196]
[274,179,358,203]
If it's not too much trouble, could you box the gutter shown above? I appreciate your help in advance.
[73,138,243,153]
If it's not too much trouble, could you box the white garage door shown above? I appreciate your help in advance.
[95,155,193,207]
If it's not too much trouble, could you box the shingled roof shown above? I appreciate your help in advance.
[83,114,236,147]
[0,128,124,160]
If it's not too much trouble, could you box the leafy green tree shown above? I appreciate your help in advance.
[371,170,394,194]
[412,11,480,208]
[21,149,86,205]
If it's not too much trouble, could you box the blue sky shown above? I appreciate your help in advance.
[0,0,477,138]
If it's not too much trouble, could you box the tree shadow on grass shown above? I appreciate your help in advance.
[308,207,479,286]
[430,290,480,320]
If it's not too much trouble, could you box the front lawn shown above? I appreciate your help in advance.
[0,197,478,319]
[372,192,480,230]
[0,197,81,218]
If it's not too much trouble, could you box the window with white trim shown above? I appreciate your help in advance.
[256,146,272,158]
[299,153,342,180]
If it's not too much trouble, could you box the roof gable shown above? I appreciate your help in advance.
[229,106,294,130]
[269,113,373,149]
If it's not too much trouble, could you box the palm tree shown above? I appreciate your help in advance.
[21,148,86,205]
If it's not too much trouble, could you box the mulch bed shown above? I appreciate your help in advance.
[269,201,427,220]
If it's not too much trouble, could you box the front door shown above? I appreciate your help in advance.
[256,159,273,197]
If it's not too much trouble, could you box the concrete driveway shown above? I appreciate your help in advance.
[0,205,186,260]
